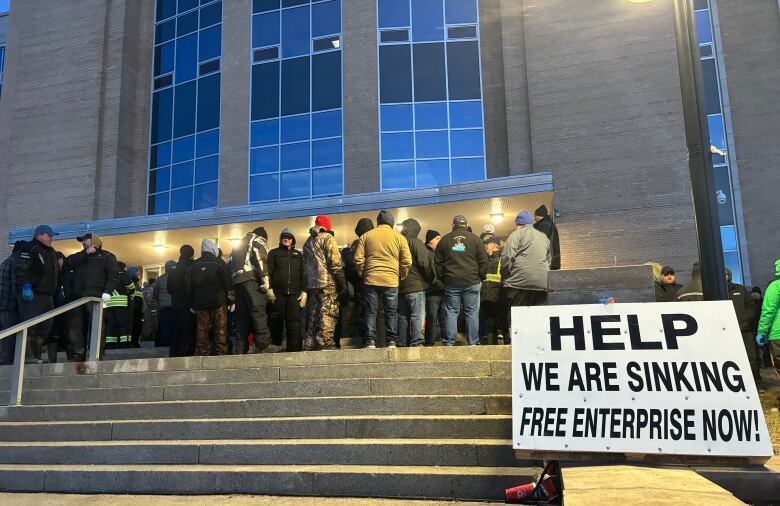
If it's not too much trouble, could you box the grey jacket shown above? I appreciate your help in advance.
[153,273,173,309]
[501,225,551,291]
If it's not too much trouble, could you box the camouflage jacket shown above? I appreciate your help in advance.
[303,227,344,290]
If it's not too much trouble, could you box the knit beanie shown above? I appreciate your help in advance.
[252,227,268,240]
[355,218,374,237]
[425,230,441,244]
[534,205,550,218]
[315,215,333,231]
[377,210,395,227]
[515,211,533,226]
[180,245,195,259]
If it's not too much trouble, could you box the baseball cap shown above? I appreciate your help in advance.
[661,266,675,276]
[453,215,468,227]
[76,233,93,242]
[33,225,58,237]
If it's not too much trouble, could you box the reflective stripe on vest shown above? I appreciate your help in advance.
[105,336,119,343]
[486,259,502,283]
[106,290,128,308]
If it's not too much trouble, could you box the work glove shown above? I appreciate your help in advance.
[260,275,270,293]
[756,334,767,346]
[297,291,307,309]
[101,293,112,304]
[334,272,347,296]
[21,282,34,302]
[228,304,236,313]
[266,287,276,304]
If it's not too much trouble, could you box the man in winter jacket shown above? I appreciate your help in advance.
[14,225,60,363]
[533,205,561,270]
[424,230,444,346]
[153,260,176,348]
[104,262,135,351]
[398,219,434,347]
[343,218,378,344]
[303,215,346,350]
[481,237,506,345]
[354,210,412,348]
[0,241,25,365]
[725,269,760,386]
[435,215,488,346]
[757,260,780,371]
[677,263,704,302]
[267,229,306,352]
[501,211,551,326]
[128,267,144,348]
[167,245,196,356]
[655,266,682,303]
[187,239,231,356]
[64,233,118,361]
[229,227,282,354]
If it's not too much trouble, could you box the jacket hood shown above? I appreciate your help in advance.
[355,218,374,237]
[401,219,421,239]
[377,210,395,228]
[201,239,219,257]
[775,259,780,279]
[725,267,733,284]
[279,228,296,247]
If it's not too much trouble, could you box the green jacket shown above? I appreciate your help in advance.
[758,259,780,341]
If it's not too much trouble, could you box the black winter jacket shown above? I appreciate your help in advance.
[14,239,59,296]
[399,219,435,294]
[167,256,194,309]
[655,282,682,303]
[481,251,502,303]
[534,216,561,270]
[728,282,755,333]
[186,252,230,310]
[425,245,444,295]
[268,245,305,295]
[65,248,119,299]
[435,226,489,288]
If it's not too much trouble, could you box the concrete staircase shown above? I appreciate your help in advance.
[0,346,537,500]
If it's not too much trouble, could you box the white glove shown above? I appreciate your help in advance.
[101,293,111,304]
[260,275,271,293]
[228,304,236,313]
[266,287,276,303]
[297,291,307,309]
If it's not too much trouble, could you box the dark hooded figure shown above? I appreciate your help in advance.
[725,268,761,388]
[398,219,435,347]
[167,244,197,356]
[267,228,306,352]
[533,205,561,270]
[0,241,27,365]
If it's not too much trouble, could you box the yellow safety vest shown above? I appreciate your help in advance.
[486,258,502,283]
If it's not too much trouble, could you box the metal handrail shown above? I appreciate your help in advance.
[0,296,104,406]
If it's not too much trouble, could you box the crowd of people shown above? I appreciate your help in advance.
[0,206,561,363]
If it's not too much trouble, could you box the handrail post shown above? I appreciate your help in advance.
[88,300,104,362]
[9,329,28,406]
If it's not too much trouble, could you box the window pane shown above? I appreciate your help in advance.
[381,29,410,43]
[178,0,199,13]
[449,100,482,128]
[450,157,484,183]
[197,74,220,132]
[171,161,194,189]
[172,135,195,163]
[695,10,713,45]
[194,181,218,209]
[253,0,280,14]
[416,159,450,187]
[173,81,197,138]
[177,11,198,37]
[313,138,342,167]
[200,0,222,28]
[149,167,171,193]
[312,110,342,139]
[379,45,412,104]
[251,61,280,120]
[151,88,173,143]
[382,161,415,189]
[155,19,176,45]
[415,130,449,158]
[253,11,280,49]
[415,102,448,130]
[313,36,341,52]
[381,104,414,131]
[251,119,280,147]
[195,155,219,183]
[282,5,310,58]
[447,41,481,100]
[170,187,194,213]
[378,0,410,28]
[281,114,310,143]
[381,132,414,160]
[707,114,726,165]
[312,166,343,196]
[155,75,174,89]
[250,146,279,174]
[196,129,219,157]
[199,59,220,75]
[413,43,446,102]
[151,142,172,168]
[694,0,708,10]
[720,225,737,251]
[281,141,311,170]
[157,0,177,21]
[450,128,483,157]
[283,0,309,6]
[154,41,175,76]
[250,173,280,202]
[281,170,311,199]
[723,251,742,285]
[281,56,310,116]
[175,33,198,83]
[445,0,477,24]
[412,0,444,42]
[447,25,477,39]
[700,45,713,58]
[199,25,221,62]
[312,0,341,37]
[701,59,721,115]
[312,51,342,111]
[149,192,171,215]
[254,47,280,62]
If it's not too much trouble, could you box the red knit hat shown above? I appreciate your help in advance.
[315,215,333,231]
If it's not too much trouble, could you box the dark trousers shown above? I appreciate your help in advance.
[196,306,228,356]
[105,305,132,350]
[269,293,303,352]
[156,307,173,347]
[19,295,54,360]
[363,285,399,346]
[0,310,20,365]
[170,305,196,357]
[480,300,507,344]
[67,304,96,362]
[425,293,443,345]
[741,331,761,384]
[234,281,272,353]
[131,298,143,347]
[504,288,548,331]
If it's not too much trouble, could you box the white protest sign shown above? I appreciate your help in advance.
[511,301,772,458]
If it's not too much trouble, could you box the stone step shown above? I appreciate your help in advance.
[0,463,536,500]
[0,346,512,379]
[0,394,512,422]
[0,414,513,442]
[1,376,511,405]
[0,438,528,467]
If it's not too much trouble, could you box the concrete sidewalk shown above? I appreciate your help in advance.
[0,496,495,506]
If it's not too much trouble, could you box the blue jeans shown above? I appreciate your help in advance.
[443,283,481,346]
[363,285,399,345]
[425,293,443,345]
[398,291,426,347]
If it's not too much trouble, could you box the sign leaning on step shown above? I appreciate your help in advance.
[512,302,773,459]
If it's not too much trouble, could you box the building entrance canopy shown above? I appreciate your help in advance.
[8,174,552,269]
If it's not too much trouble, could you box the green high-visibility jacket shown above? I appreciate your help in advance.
[758,260,780,341]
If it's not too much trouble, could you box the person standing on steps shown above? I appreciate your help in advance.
[501,210,551,314]
[267,228,307,352]
[0,241,25,365]
[533,205,561,271]
[167,245,197,356]
[424,230,444,346]
[104,262,135,352]
[187,239,231,356]
[398,218,434,347]
[756,260,780,373]
[153,261,176,349]
[128,267,144,348]
[480,237,506,345]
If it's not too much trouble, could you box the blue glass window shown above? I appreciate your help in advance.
[170,187,194,213]
[382,133,415,160]
[412,0,445,42]
[415,102,448,130]
[450,157,484,183]
[150,192,171,214]
[312,110,342,139]
[378,0,410,28]
[413,43,447,101]
[154,42,175,76]
[281,114,310,143]
[447,41,481,100]
[695,10,713,45]
[379,45,413,103]
[281,170,311,199]
[723,251,742,284]
[173,81,197,138]
[701,59,721,115]
[171,161,195,189]
[254,0,280,14]
[250,146,279,174]
[281,142,310,171]
[177,11,199,37]
[707,114,726,165]
[444,0,477,24]
[381,104,414,132]
[312,166,343,196]
[721,225,738,251]
[179,0,199,14]
[251,62,280,120]
[251,119,280,147]
[197,74,220,132]
[282,6,310,58]
[156,20,176,44]
[312,0,341,38]
[450,129,483,157]
[172,135,196,163]
[416,159,450,187]
[312,138,342,167]
[157,0,177,21]
[151,142,172,168]
[281,56,310,115]
[382,161,415,190]
[196,129,220,157]
[200,1,222,27]
[175,34,198,83]
[199,25,221,62]
[150,167,171,193]
[449,101,482,128]
[195,155,219,183]
[250,174,280,201]
[253,11,280,48]
[416,131,449,158]
[151,89,173,143]
[194,182,218,209]
[312,51,342,111]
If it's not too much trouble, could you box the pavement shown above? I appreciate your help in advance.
[0,496,496,505]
